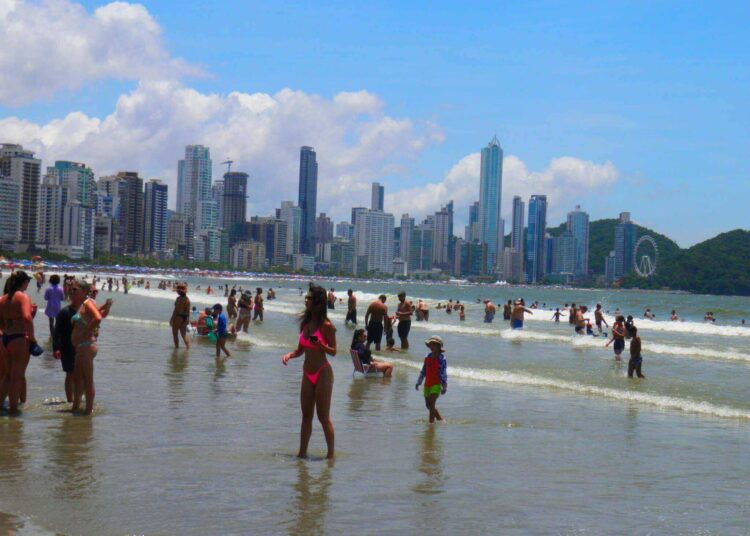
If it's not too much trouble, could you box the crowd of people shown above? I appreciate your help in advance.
[5,269,737,459]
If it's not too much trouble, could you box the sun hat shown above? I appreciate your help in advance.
[424,335,444,349]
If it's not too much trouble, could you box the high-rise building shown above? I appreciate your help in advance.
[94,215,114,256]
[353,209,395,274]
[222,172,248,242]
[115,172,144,254]
[548,231,576,276]
[0,175,20,249]
[176,145,212,229]
[230,240,266,270]
[432,204,452,268]
[212,180,224,227]
[614,211,637,278]
[37,171,68,246]
[511,196,525,253]
[330,237,355,274]
[335,221,354,241]
[278,201,302,256]
[478,136,503,271]
[371,182,384,211]
[315,213,333,245]
[399,214,414,262]
[351,207,367,226]
[298,146,318,255]
[144,180,168,253]
[51,161,96,208]
[525,195,547,283]
[605,250,617,282]
[0,144,41,247]
[61,201,95,259]
[409,221,434,272]
[247,217,289,266]
[465,201,480,242]
[566,205,590,278]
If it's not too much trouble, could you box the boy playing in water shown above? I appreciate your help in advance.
[628,327,645,378]
[415,336,448,423]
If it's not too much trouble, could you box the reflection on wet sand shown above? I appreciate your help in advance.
[46,416,96,500]
[0,419,27,482]
[0,511,22,535]
[413,425,444,495]
[288,460,333,536]
[166,348,188,409]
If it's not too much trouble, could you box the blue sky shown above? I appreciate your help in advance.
[1,0,748,246]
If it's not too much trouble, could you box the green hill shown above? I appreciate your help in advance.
[546,218,681,274]
[504,218,749,295]
[620,229,750,295]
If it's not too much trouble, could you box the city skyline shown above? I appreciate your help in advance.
[1,1,747,247]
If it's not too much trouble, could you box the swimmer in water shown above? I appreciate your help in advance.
[551,308,566,322]
[606,315,626,361]
[282,285,337,459]
[510,300,533,329]
[594,304,608,335]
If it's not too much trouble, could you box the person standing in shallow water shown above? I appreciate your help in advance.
[396,291,413,350]
[170,283,191,349]
[44,274,65,338]
[282,285,337,459]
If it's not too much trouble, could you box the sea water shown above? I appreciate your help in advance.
[0,276,748,534]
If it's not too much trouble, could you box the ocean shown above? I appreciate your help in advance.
[1,275,748,534]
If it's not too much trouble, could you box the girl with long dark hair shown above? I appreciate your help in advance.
[282,285,337,459]
[0,271,38,414]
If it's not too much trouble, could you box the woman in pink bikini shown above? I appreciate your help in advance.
[282,285,337,459]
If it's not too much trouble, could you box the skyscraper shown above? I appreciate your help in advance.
[511,196,525,253]
[176,145,212,228]
[144,180,168,253]
[222,172,248,242]
[315,213,333,244]
[115,172,144,254]
[478,136,503,271]
[51,161,96,208]
[432,204,453,268]
[298,146,318,255]
[399,214,414,262]
[0,144,41,246]
[614,212,637,278]
[0,175,20,248]
[278,201,302,256]
[37,170,68,246]
[61,201,95,259]
[525,195,547,283]
[371,182,384,211]
[465,201,480,242]
[566,205,590,278]
[353,209,394,274]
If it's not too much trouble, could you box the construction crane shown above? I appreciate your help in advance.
[221,158,234,174]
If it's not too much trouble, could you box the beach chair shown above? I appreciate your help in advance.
[350,349,380,378]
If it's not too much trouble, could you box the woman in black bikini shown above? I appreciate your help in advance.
[0,271,38,414]
[282,285,337,459]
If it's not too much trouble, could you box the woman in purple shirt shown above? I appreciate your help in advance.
[44,274,65,337]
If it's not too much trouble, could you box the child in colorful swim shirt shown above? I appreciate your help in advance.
[415,335,447,423]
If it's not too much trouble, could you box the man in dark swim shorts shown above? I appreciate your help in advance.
[364,295,388,351]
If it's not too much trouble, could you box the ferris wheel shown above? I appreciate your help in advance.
[633,235,658,277]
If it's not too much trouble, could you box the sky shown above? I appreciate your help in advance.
[0,0,748,247]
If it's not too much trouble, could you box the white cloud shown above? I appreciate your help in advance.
[0,0,199,105]
[0,80,441,221]
[387,152,619,233]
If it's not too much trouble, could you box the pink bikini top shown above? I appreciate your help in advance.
[299,327,326,350]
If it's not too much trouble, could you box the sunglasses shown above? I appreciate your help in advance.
[304,295,312,301]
